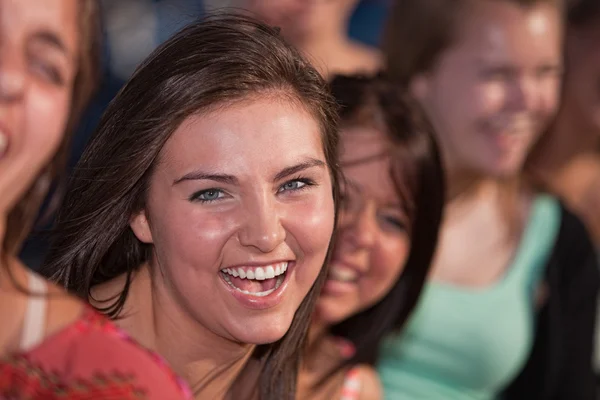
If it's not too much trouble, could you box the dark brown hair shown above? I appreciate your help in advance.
[383,0,563,87]
[4,0,102,254]
[567,0,600,26]
[42,13,340,400]
[328,73,444,366]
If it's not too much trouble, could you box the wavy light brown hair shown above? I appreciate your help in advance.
[42,13,340,400]
[4,0,102,254]
[383,0,563,88]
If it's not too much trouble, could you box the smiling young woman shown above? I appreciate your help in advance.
[42,13,341,400]
[381,0,599,399]
[0,1,191,399]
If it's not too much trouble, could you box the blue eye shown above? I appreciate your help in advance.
[190,189,224,203]
[280,180,306,192]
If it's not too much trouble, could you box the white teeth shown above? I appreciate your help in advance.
[220,262,289,280]
[265,266,275,279]
[329,265,358,282]
[254,267,265,280]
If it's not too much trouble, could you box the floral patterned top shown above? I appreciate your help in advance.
[0,304,192,400]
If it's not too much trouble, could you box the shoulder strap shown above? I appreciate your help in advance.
[20,271,48,351]
[340,367,362,400]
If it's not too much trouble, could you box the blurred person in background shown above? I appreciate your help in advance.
[528,0,600,246]
[297,75,444,400]
[203,0,382,78]
[381,0,599,398]
[0,0,190,398]
[43,13,340,400]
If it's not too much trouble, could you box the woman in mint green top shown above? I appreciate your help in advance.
[381,0,599,398]
[378,196,560,399]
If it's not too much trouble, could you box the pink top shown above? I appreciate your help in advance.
[0,273,192,400]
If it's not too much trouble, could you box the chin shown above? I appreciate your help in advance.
[480,156,527,179]
[316,300,353,326]
[233,314,297,345]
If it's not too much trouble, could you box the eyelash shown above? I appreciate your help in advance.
[381,215,408,232]
[189,176,316,204]
[31,58,65,86]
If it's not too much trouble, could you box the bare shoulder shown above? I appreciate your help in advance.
[354,365,383,400]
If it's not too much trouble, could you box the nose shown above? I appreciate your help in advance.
[0,42,26,103]
[342,202,377,250]
[508,76,538,112]
[238,193,286,253]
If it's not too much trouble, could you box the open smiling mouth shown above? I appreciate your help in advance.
[220,262,289,297]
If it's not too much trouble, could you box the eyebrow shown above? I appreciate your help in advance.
[343,179,405,210]
[173,158,326,186]
[273,158,326,181]
[174,172,238,186]
[31,31,72,59]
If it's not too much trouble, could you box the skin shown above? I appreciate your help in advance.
[412,1,562,288]
[0,0,82,356]
[205,0,381,78]
[299,126,410,400]
[317,126,410,324]
[95,96,336,398]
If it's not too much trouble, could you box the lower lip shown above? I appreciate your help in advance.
[487,131,524,153]
[220,262,296,310]
[321,277,357,296]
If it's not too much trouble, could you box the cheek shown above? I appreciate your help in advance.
[284,190,335,269]
[476,83,507,114]
[149,201,237,271]
[25,87,71,162]
[367,237,411,301]
[537,78,561,119]
[429,76,488,142]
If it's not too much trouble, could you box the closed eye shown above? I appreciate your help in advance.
[379,214,409,233]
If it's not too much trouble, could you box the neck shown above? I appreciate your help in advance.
[112,265,255,399]
[288,9,365,77]
[303,317,337,370]
[445,166,500,205]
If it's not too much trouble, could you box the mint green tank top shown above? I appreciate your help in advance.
[377,195,561,400]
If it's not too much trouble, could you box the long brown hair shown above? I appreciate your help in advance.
[4,0,102,254]
[42,13,340,400]
[328,74,444,366]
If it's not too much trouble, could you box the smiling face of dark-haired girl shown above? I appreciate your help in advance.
[129,95,336,344]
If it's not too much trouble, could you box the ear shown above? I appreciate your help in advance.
[409,73,431,103]
[130,210,154,244]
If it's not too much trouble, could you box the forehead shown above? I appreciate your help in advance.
[0,0,79,53]
[340,126,400,204]
[452,1,561,63]
[160,96,325,173]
